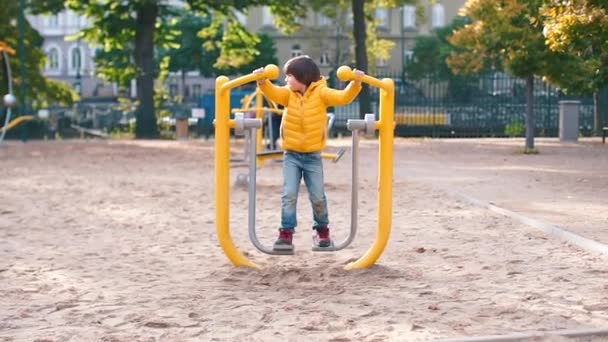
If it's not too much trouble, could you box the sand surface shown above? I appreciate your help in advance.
[1,137,607,341]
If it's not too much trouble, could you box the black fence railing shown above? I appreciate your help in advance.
[3,71,599,140]
[333,71,596,138]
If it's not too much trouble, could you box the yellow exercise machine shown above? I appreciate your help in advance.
[0,115,34,131]
[230,88,283,166]
[214,64,394,270]
[231,87,345,166]
[1,41,23,144]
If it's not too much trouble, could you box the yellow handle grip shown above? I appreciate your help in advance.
[336,65,392,93]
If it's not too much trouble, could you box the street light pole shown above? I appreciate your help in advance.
[18,0,28,141]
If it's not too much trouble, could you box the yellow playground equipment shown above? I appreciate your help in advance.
[214,64,395,270]
[230,87,345,166]
[1,41,30,143]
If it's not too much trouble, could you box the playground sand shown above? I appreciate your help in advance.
[0,137,607,341]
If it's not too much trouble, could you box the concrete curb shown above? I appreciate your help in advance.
[435,327,608,341]
[456,193,608,257]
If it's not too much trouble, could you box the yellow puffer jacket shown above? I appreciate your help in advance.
[259,77,361,152]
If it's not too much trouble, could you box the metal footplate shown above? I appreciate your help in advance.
[272,245,295,255]
[312,234,336,252]
[310,113,375,253]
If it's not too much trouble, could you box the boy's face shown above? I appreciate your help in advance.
[285,74,306,93]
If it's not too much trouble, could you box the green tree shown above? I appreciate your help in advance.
[541,0,608,134]
[34,0,304,139]
[1,1,76,112]
[405,16,477,100]
[161,12,217,98]
[308,0,418,119]
[218,34,279,76]
[448,0,570,152]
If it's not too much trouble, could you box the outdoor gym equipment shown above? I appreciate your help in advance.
[231,87,345,166]
[214,64,394,270]
[0,42,23,144]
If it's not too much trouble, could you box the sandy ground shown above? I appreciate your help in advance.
[0,137,607,341]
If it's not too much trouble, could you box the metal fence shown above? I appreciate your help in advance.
[333,71,596,138]
[3,71,597,140]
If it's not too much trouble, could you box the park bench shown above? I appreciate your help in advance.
[71,124,109,139]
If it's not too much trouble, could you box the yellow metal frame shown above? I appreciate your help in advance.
[336,66,395,270]
[215,64,394,270]
[0,115,34,131]
[0,41,16,55]
[231,88,282,166]
[231,88,343,165]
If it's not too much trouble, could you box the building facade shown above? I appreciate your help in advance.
[27,11,120,99]
[30,0,466,100]
[241,1,466,76]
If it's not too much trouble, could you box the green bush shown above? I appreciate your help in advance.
[505,119,525,137]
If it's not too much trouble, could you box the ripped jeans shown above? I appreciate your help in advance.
[280,151,329,230]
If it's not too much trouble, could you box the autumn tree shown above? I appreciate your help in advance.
[448,0,572,152]
[34,0,304,139]
[306,0,417,119]
[405,16,477,100]
[1,1,76,113]
[541,0,608,134]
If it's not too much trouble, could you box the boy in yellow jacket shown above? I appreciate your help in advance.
[255,56,364,251]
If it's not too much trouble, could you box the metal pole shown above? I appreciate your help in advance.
[1,52,14,143]
[18,0,27,141]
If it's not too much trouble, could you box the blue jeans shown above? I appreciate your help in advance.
[281,151,329,230]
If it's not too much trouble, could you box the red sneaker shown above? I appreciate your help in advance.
[273,228,294,251]
[315,226,332,248]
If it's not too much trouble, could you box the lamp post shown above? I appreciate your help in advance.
[74,69,82,96]
[74,16,82,98]
[401,6,405,76]
[18,0,27,141]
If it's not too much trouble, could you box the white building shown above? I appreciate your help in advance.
[28,10,121,99]
[29,0,466,101]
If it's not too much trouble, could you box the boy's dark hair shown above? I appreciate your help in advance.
[284,55,321,86]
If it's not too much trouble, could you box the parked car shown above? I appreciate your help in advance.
[370,78,426,104]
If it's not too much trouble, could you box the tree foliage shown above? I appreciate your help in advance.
[33,0,303,138]
[541,0,608,132]
[541,0,608,93]
[447,0,570,151]
[306,0,417,118]
[1,1,76,112]
[405,16,479,100]
[407,16,470,80]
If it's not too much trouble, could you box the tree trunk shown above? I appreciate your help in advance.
[352,0,371,119]
[134,3,159,139]
[181,69,187,99]
[594,86,608,135]
[525,75,535,151]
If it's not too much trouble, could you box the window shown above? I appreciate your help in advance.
[47,47,60,72]
[235,10,247,25]
[376,58,387,67]
[68,45,85,75]
[48,15,59,27]
[431,4,445,28]
[79,14,88,27]
[68,12,86,28]
[192,84,202,98]
[90,48,97,76]
[318,13,331,27]
[320,51,330,66]
[291,44,303,58]
[403,49,414,64]
[376,8,388,28]
[71,48,82,72]
[169,84,178,97]
[262,7,273,26]
[403,5,416,29]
